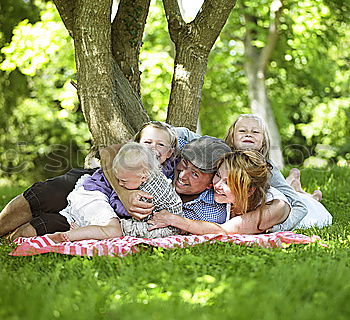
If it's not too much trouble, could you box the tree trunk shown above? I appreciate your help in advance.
[166,41,209,131]
[112,0,151,96]
[73,0,136,145]
[243,0,284,168]
[244,56,284,168]
[53,0,149,152]
[164,0,236,131]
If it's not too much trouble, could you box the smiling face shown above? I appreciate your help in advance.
[233,118,264,151]
[174,159,213,195]
[212,163,236,204]
[139,126,174,164]
[115,168,147,190]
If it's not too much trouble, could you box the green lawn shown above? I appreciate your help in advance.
[1,167,350,320]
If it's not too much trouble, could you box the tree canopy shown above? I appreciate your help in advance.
[0,0,349,184]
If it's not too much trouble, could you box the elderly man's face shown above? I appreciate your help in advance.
[174,159,214,195]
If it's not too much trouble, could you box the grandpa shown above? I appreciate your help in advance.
[0,136,231,238]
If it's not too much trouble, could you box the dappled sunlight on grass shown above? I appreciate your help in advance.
[1,166,350,319]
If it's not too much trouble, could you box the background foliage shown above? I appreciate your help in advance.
[0,0,349,184]
[0,0,90,184]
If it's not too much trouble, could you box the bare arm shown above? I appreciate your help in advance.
[100,144,154,219]
[49,218,122,242]
[149,199,290,235]
[223,199,290,234]
[269,163,308,231]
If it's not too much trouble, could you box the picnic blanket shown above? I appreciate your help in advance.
[9,231,321,257]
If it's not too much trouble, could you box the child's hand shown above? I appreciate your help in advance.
[147,210,172,230]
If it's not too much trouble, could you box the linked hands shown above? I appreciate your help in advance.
[148,210,173,230]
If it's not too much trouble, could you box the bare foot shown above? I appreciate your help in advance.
[286,168,304,193]
[6,222,37,242]
[311,190,322,202]
[47,232,70,243]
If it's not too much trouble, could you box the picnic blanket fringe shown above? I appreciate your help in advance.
[10,231,322,258]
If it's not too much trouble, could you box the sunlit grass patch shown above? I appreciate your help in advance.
[0,166,350,319]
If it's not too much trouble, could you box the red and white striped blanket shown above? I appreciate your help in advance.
[10,231,321,257]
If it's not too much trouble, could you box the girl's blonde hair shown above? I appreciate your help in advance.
[112,142,159,178]
[134,121,179,156]
[217,150,271,227]
[224,114,271,158]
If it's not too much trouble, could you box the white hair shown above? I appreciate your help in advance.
[112,142,159,177]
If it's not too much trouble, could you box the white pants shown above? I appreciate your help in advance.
[295,193,333,229]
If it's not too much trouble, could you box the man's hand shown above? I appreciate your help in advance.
[126,190,154,220]
[148,210,173,230]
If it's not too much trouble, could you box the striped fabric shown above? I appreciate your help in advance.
[10,232,322,258]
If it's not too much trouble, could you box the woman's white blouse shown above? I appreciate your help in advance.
[225,187,291,222]
[225,187,332,231]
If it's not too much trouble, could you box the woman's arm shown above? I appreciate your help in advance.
[226,199,290,234]
[149,199,290,235]
[48,218,122,243]
[269,163,307,231]
[148,210,226,234]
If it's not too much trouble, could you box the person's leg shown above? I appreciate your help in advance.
[0,168,95,237]
[23,169,96,214]
[285,168,304,193]
[6,212,71,241]
[6,222,37,242]
[30,212,71,236]
[311,190,322,201]
[286,168,322,201]
[0,195,32,236]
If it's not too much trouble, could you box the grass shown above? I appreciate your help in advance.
[1,166,350,320]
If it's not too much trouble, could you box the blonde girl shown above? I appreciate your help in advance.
[225,114,320,201]
[225,114,270,159]
[224,114,331,231]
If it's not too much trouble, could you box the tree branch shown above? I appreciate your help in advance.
[164,0,236,57]
[165,0,236,130]
[163,0,186,43]
[243,12,258,62]
[193,0,237,49]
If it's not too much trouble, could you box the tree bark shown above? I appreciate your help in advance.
[73,0,135,144]
[53,0,75,38]
[164,0,236,131]
[243,0,284,168]
[112,0,151,95]
[53,0,149,153]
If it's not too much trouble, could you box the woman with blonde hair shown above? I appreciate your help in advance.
[149,150,291,235]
